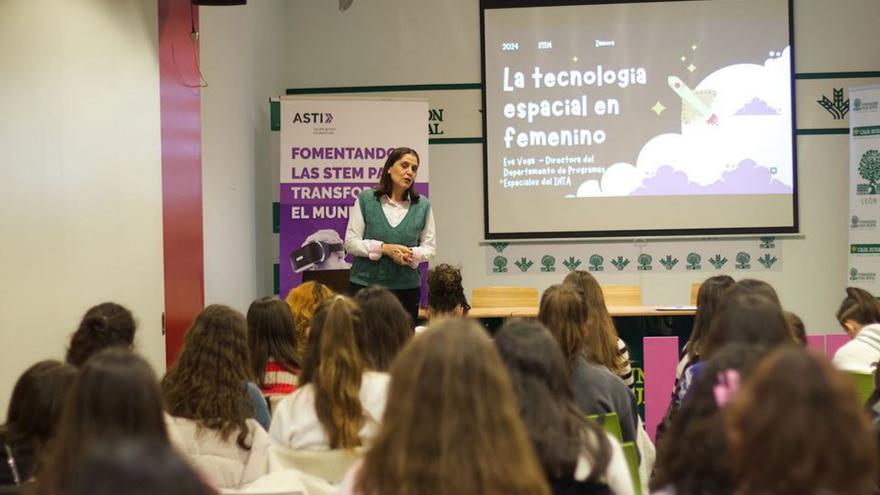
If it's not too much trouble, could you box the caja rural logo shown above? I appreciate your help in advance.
[292,112,334,124]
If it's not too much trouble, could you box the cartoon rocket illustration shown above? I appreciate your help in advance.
[667,76,719,126]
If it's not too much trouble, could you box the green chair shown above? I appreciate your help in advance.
[586,412,623,442]
[848,371,875,405]
[620,441,643,495]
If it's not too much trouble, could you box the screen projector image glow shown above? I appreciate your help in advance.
[481,0,797,238]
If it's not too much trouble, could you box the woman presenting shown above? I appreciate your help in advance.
[344,147,434,324]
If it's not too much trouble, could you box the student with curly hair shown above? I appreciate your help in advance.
[31,349,169,495]
[270,296,389,450]
[65,302,136,367]
[0,361,77,488]
[563,271,634,390]
[285,281,334,361]
[162,305,271,490]
[726,347,878,495]
[354,286,413,371]
[495,319,633,495]
[832,287,880,373]
[652,344,763,495]
[538,284,639,448]
[342,319,551,495]
[247,297,301,395]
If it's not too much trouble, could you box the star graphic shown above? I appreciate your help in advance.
[572,56,578,62]
[651,101,666,115]
[680,56,687,62]
[687,63,697,73]
[691,44,698,50]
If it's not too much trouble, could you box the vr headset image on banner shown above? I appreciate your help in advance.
[290,241,344,272]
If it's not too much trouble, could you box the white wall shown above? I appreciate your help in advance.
[199,0,879,332]
[0,0,166,414]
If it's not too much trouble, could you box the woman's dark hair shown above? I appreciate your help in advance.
[702,292,792,360]
[427,263,469,316]
[784,311,807,346]
[35,349,168,494]
[66,302,136,367]
[161,305,255,451]
[651,344,763,495]
[354,286,413,371]
[538,284,588,371]
[66,439,216,495]
[836,287,880,327]
[0,361,77,482]
[724,279,782,307]
[373,147,420,202]
[686,275,736,361]
[727,347,878,495]
[246,296,300,388]
[495,319,612,482]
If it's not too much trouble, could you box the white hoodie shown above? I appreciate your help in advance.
[832,323,880,373]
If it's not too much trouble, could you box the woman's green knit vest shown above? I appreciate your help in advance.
[349,189,430,289]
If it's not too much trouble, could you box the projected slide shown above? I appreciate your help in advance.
[482,0,797,238]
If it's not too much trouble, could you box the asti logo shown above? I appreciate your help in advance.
[292,112,334,124]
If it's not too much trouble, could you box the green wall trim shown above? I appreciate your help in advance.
[429,137,484,145]
[795,71,880,80]
[270,100,281,131]
[273,263,280,295]
[273,202,280,234]
[285,83,481,95]
[797,128,849,135]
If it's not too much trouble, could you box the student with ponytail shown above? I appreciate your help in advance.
[832,287,880,373]
[65,302,136,367]
[270,296,389,450]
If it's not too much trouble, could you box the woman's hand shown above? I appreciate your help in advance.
[382,244,413,266]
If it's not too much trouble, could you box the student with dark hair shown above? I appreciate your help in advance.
[563,271,633,390]
[0,361,77,488]
[343,319,551,495]
[832,287,880,373]
[495,319,633,495]
[162,305,271,490]
[725,278,783,307]
[354,286,413,371]
[247,297,301,395]
[679,275,736,378]
[344,147,435,323]
[285,281,334,361]
[65,302,136,367]
[65,439,216,495]
[652,344,763,495]
[784,311,807,346]
[270,296,389,450]
[32,349,168,494]
[726,347,878,495]
[425,263,469,318]
[538,284,640,447]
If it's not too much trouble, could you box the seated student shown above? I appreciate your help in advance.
[495,319,634,495]
[651,344,763,495]
[341,319,551,495]
[247,297,301,395]
[65,302,137,367]
[832,287,880,373]
[270,296,389,451]
[65,439,215,495]
[354,286,413,371]
[784,311,807,346]
[538,284,640,448]
[417,263,470,332]
[677,275,736,379]
[31,349,169,495]
[726,347,878,495]
[162,305,271,490]
[563,271,634,390]
[285,281,334,361]
[0,361,77,488]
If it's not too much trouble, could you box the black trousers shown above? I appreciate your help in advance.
[348,282,421,327]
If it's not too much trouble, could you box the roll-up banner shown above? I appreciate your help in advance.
[848,85,880,289]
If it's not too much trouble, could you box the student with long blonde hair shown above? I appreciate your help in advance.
[563,271,633,389]
[270,296,389,450]
[343,319,550,495]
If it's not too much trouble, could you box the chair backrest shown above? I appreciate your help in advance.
[471,286,538,308]
[269,445,362,485]
[586,412,623,442]
[620,441,643,495]
[848,371,875,406]
[601,285,641,306]
[689,283,701,305]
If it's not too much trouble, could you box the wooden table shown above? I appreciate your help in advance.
[419,306,696,319]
